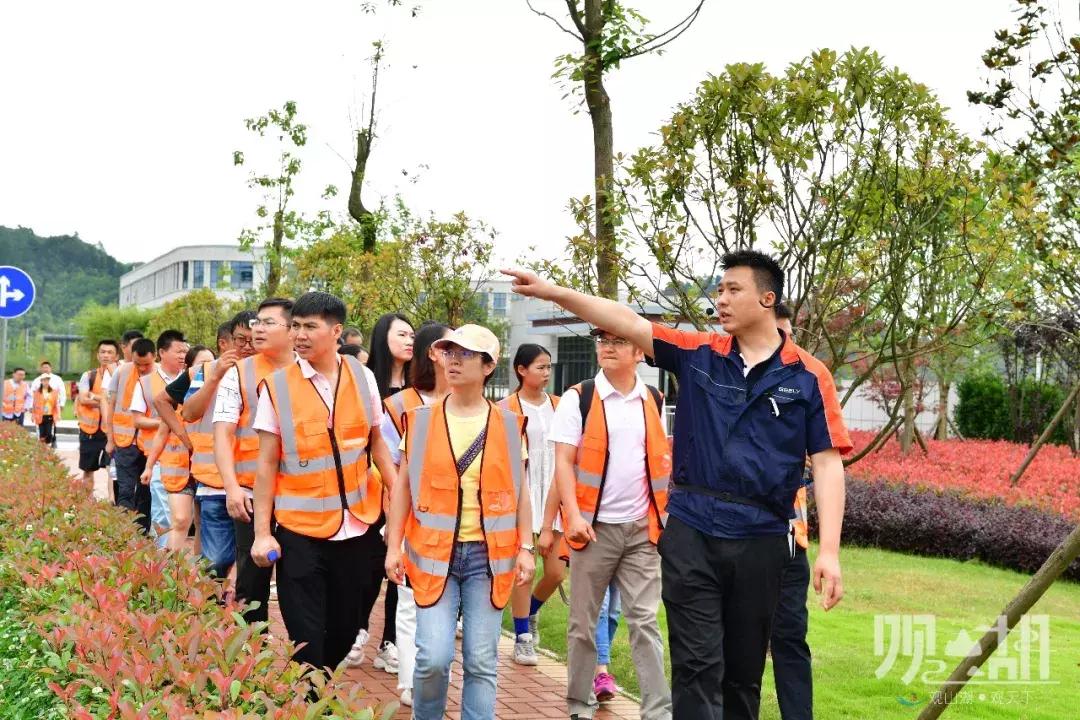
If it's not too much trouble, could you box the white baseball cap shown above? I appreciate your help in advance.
[432,324,500,360]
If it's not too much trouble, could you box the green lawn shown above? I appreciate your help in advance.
[507,544,1080,719]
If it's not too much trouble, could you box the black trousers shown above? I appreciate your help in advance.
[234,513,273,625]
[356,515,397,645]
[275,525,368,670]
[37,416,55,445]
[660,515,788,720]
[771,545,812,720]
[114,444,150,534]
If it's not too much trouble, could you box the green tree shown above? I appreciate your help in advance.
[528,1,705,298]
[74,303,154,355]
[145,289,234,351]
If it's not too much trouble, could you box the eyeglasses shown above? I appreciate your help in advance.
[595,337,632,348]
[232,334,252,348]
[248,317,288,329]
[441,348,485,361]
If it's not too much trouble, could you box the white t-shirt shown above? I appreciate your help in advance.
[550,371,650,525]
[519,395,557,534]
[78,367,114,395]
[129,367,181,414]
[252,356,383,541]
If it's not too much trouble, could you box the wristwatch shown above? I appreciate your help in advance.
[520,544,536,553]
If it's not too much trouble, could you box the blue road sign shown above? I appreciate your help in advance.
[0,266,36,319]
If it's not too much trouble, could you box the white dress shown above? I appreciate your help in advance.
[519,395,557,534]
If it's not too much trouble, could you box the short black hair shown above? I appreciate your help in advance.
[291,291,346,325]
[721,250,784,305]
[97,339,120,352]
[343,326,363,341]
[39,360,51,367]
[184,344,212,367]
[121,329,144,345]
[338,343,363,358]
[231,309,257,332]
[132,338,156,357]
[13,367,25,374]
[156,329,186,352]
[216,322,234,342]
[258,297,294,319]
[774,301,793,321]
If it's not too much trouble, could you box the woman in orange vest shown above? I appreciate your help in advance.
[498,343,567,666]
[385,324,534,720]
[32,373,62,446]
[141,345,214,552]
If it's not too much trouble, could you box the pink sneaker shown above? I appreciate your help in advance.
[593,672,617,702]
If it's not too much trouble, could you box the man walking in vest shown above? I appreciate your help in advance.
[250,292,395,671]
[76,340,119,486]
[108,339,158,525]
[2,367,31,425]
[550,328,672,720]
[213,299,293,625]
[504,251,851,720]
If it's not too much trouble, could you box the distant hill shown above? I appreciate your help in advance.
[0,226,132,335]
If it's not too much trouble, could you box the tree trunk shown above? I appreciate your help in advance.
[582,0,618,300]
[349,128,378,255]
[899,361,916,454]
[917,520,1080,719]
[934,377,950,440]
[1010,381,1080,486]
[1072,386,1079,457]
[266,209,284,296]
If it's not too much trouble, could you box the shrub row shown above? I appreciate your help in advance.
[812,477,1080,582]
[956,372,1072,445]
[0,423,393,719]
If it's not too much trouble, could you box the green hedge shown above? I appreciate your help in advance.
[956,373,1070,445]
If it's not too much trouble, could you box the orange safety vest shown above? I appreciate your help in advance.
[76,367,109,434]
[111,363,141,449]
[384,387,425,437]
[135,372,167,455]
[234,354,278,489]
[2,379,28,416]
[565,381,671,552]
[497,391,560,415]
[185,362,222,488]
[792,486,809,550]
[403,400,526,609]
[159,403,191,493]
[32,385,61,425]
[262,356,382,538]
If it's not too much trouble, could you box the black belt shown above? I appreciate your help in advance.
[673,483,789,521]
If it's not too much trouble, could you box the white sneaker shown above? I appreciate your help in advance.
[343,628,369,668]
[513,633,538,666]
[400,688,413,707]
[374,641,399,674]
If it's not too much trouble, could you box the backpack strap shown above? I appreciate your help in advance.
[577,379,595,431]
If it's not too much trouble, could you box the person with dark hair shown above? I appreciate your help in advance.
[75,339,120,488]
[498,343,565,666]
[250,291,395,672]
[30,360,67,427]
[216,322,235,355]
[204,298,295,623]
[367,313,415,398]
[364,321,453,706]
[108,338,158,524]
[129,330,188,545]
[343,326,364,346]
[2,367,31,425]
[32,360,62,447]
[504,253,851,720]
[384,323,533,720]
[120,330,145,362]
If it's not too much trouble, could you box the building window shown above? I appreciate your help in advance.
[554,335,597,394]
[209,260,223,288]
[231,261,254,289]
[193,261,204,288]
[182,261,189,289]
[493,292,507,317]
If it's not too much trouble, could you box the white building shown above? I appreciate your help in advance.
[119,245,268,309]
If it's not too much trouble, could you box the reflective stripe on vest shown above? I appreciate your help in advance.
[233,354,277,489]
[2,380,28,415]
[32,386,61,425]
[111,364,139,448]
[186,362,223,488]
[266,355,380,538]
[404,400,525,610]
[135,372,167,455]
[76,367,107,434]
[385,387,424,437]
[160,404,192,493]
[567,381,670,551]
[792,486,809,550]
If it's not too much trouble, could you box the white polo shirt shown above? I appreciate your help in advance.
[550,370,651,524]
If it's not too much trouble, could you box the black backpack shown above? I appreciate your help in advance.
[575,378,663,429]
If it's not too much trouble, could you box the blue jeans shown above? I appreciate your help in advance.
[149,465,170,549]
[196,493,236,578]
[596,584,622,666]
[413,542,503,720]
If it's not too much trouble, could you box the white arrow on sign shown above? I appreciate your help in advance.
[0,275,27,307]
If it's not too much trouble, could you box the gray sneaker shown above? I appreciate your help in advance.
[513,633,539,666]
[528,613,540,646]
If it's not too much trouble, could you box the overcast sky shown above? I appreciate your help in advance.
[1,0,1026,267]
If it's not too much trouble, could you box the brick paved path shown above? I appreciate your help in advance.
[59,449,643,719]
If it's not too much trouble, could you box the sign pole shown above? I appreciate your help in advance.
[0,317,7,381]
